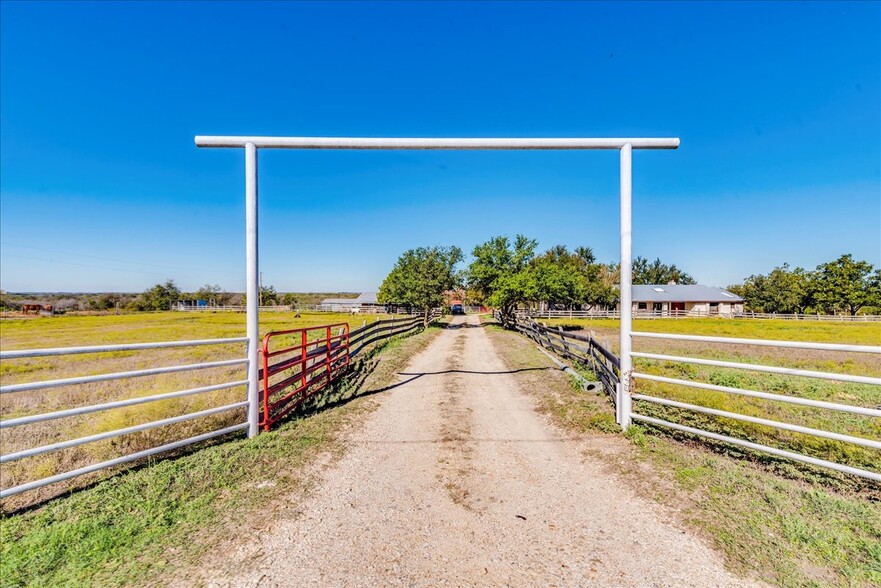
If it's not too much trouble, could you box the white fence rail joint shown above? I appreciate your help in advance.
[631,394,881,450]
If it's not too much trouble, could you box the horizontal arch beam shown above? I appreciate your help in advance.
[194,136,679,150]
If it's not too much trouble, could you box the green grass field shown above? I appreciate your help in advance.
[539,317,881,485]
[0,311,389,509]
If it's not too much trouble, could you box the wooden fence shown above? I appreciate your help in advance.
[507,314,620,401]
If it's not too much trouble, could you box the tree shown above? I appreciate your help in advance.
[740,263,812,314]
[812,254,876,316]
[868,269,881,313]
[632,257,696,285]
[466,235,537,326]
[87,293,120,311]
[526,245,616,310]
[133,279,181,311]
[378,245,463,323]
[525,250,586,309]
[242,285,278,306]
[195,284,222,304]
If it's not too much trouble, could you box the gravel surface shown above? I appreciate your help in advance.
[200,315,757,587]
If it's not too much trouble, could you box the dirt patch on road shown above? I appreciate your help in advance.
[436,330,479,510]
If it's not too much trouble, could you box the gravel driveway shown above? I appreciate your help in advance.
[201,315,757,587]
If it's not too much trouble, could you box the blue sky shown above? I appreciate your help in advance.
[1,1,879,293]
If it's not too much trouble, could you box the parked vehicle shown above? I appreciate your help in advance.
[450,303,465,315]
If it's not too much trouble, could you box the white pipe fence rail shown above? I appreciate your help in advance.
[501,312,881,482]
[0,312,443,499]
[627,331,881,482]
[0,337,250,499]
[521,309,881,321]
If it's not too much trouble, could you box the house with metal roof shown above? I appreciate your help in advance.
[319,292,378,311]
[626,285,744,317]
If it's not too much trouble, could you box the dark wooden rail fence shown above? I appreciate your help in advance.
[348,313,437,359]
[506,314,620,401]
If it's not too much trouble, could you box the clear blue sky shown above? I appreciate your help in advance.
[1,1,879,293]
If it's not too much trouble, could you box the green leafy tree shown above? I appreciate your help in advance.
[466,235,537,326]
[528,246,619,311]
[868,269,881,312]
[525,252,586,309]
[195,284,222,304]
[632,257,696,285]
[378,245,463,323]
[242,285,279,306]
[87,293,121,311]
[133,280,181,311]
[740,263,812,314]
[726,283,746,298]
[812,254,876,316]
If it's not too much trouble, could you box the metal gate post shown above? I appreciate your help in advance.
[245,142,260,438]
[618,143,633,430]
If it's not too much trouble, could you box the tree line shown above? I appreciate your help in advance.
[377,237,880,322]
[377,235,699,326]
[728,254,881,316]
[7,241,875,318]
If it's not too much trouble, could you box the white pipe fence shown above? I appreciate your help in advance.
[502,312,880,481]
[628,331,881,482]
[0,337,250,499]
[521,309,881,321]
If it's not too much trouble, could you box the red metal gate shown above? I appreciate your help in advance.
[260,323,349,431]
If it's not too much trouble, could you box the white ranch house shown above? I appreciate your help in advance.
[625,285,744,317]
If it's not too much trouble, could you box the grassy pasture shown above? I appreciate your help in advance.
[541,317,881,483]
[0,311,384,510]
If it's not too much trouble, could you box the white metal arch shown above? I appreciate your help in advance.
[194,135,681,437]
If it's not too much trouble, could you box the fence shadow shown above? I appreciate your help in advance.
[445,321,488,330]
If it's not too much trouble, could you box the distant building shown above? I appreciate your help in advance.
[624,285,744,317]
[319,292,378,311]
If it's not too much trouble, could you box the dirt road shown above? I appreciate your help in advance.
[202,315,755,587]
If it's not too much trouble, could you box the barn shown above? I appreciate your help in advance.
[319,292,378,312]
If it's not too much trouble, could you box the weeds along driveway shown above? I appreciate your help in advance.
[190,314,756,587]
